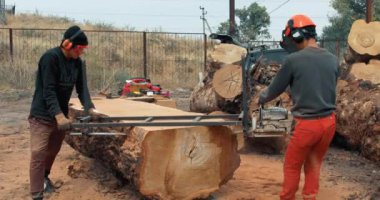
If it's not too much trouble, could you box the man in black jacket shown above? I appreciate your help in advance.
[28,25,101,200]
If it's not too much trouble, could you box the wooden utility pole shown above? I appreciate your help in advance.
[199,7,213,34]
[366,0,373,23]
[200,6,206,35]
[229,0,235,36]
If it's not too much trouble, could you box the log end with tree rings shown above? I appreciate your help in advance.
[212,64,242,99]
[350,59,380,85]
[210,44,247,64]
[348,19,380,56]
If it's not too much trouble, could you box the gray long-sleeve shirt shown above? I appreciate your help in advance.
[259,47,339,118]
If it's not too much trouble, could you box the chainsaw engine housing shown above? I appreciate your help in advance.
[250,106,292,137]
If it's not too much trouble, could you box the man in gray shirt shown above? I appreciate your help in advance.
[258,14,338,200]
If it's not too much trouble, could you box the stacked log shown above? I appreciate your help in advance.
[66,98,240,199]
[190,44,246,114]
[190,43,292,153]
[190,44,291,115]
[335,19,380,163]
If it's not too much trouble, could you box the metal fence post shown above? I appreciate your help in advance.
[203,33,207,71]
[9,28,13,61]
[143,31,147,79]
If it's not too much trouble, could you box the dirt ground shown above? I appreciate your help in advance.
[0,90,379,200]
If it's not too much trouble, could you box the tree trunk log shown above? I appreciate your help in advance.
[189,83,222,113]
[191,44,291,153]
[190,43,246,113]
[338,19,380,163]
[212,64,242,99]
[336,80,380,163]
[350,59,380,84]
[66,98,240,199]
[348,19,380,57]
[209,44,246,65]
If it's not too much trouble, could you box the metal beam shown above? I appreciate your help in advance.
[72,121,242,128]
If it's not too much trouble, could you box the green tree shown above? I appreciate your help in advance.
[322,0,380,40]
[217,2,271,42]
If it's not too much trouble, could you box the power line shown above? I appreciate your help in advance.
[268,0,291,14]
[17,9,332,19]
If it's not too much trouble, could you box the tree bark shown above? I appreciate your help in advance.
[336,80,380,163]
[336,19,380,163]
[66,98,240,199]
[189,83,222,113]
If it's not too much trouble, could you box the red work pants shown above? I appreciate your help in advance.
[29,116,66,193]
[280,113,336,200]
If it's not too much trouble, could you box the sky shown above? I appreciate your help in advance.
[7,0,337,40]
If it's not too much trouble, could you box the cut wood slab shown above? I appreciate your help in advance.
[350,59,380,84]
[209,44,246,64]
[66,98,240,199]
[154,99,176,108]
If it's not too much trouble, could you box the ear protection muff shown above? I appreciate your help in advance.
[61,29,83,50]
[286,19,305,43]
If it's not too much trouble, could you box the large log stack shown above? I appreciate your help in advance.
[190,44,291,115]
[190,20,380,161]
[190,43,292,153]
[335,19,380,163]
[66,98,240,199]
[190,44,246,113]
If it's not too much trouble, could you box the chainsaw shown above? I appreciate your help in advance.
[249,105,292,137]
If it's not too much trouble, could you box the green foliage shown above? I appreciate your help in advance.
[217,2,270,42]
[217,21,230,36]
[322,0,380,40]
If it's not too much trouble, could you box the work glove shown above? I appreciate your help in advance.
[55,113,72,131]
[88,108,106,121]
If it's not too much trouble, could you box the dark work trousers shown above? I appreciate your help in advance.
[28,116,66,193]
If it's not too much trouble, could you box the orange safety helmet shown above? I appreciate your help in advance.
[282,14,316,43]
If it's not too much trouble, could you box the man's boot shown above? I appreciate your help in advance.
[31,191,43,200]
[44,171,55,193]
[44,176,55,193]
